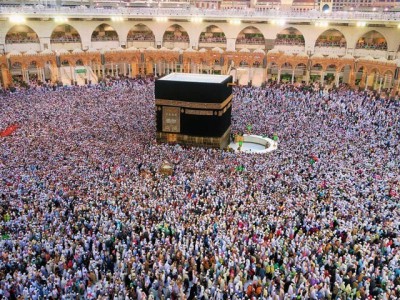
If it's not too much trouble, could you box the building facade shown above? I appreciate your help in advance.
[0,5,400,94]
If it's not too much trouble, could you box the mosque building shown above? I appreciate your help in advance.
[0,0,400,95]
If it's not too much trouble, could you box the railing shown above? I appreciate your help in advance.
[236,39,265,45]
[274,39,305,46]
[199,37,227,43]
[315,41,346,48]
[127,36,155,42]
[91,36,119,42]
[0,6,400,21]
[50,37,81,43]
[5,38,40,44]
[355,43,388,50]
[163,36,190,42]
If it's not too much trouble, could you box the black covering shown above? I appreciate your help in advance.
[155,75,233,103]
[156,106,231,137]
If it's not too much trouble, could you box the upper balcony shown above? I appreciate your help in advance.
[1,5,400,24]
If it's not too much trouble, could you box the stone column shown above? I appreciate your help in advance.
[226,38,236,52]
[291,69,295,84]
[320,70,324,86]
[277,69,281,83]
[335,72,340,87]
[305,70,310,85]
[359,71,366,89]
[146,61,153,75]
[1,68,11,88]
[383,74,388,89]
[378,76,383,93]
[131,62,137,77]
[0,68,5,88]
[374,73,380,90]
[363,72,368,91]
[69,65,74,84]
[23,69,29,85]
[37,67,41,82]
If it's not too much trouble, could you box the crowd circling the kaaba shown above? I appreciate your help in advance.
[0,78,399,300]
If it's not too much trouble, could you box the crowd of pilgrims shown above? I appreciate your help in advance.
[0,78,399,300]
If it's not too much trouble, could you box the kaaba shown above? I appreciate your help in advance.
[155,73,233,149]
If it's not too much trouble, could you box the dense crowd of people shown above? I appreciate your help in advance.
[127,32,156,42]
[315,41,346,48]
[355,41,388,51]
[274,36,305,47]
[5,33,40,44]
[0,78,399,299]
[163,35,190,43]
[236,37,265,45]
[50,33,81,44]
[199,36,227,44]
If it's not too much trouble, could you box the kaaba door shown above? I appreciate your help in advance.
[166,133,177,143]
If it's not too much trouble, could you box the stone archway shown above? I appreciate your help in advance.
[339,65,352,85]
[267,62,279,82]
[366,68,380,90]
[324,64,337,86]
[162,24,190,49]
[310,63,324,84]
[199,25,227,50]
[5,25,40,52]
[127,24,155,48]
[355,66,365,87]
[274,27,305,54]
[280,62,293,83]
[294,63,307,84]
[315,29,346,55]
[236,26,265,51]
[356,31,387,51]
[354,30,387,58]
[322,4,330,12]
[382,70,394,91]
[91,23,120,49]
[50,24,82,51]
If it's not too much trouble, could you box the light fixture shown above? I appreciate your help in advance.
[315,21,329,27]
[229,19,241,25]
[270,19,285,25]
[155,17,168,22]
[191,17,203,23]
[111,16,124,22]
[9,15,26,24]
[398,24,400,29]
[54,16,68,23]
